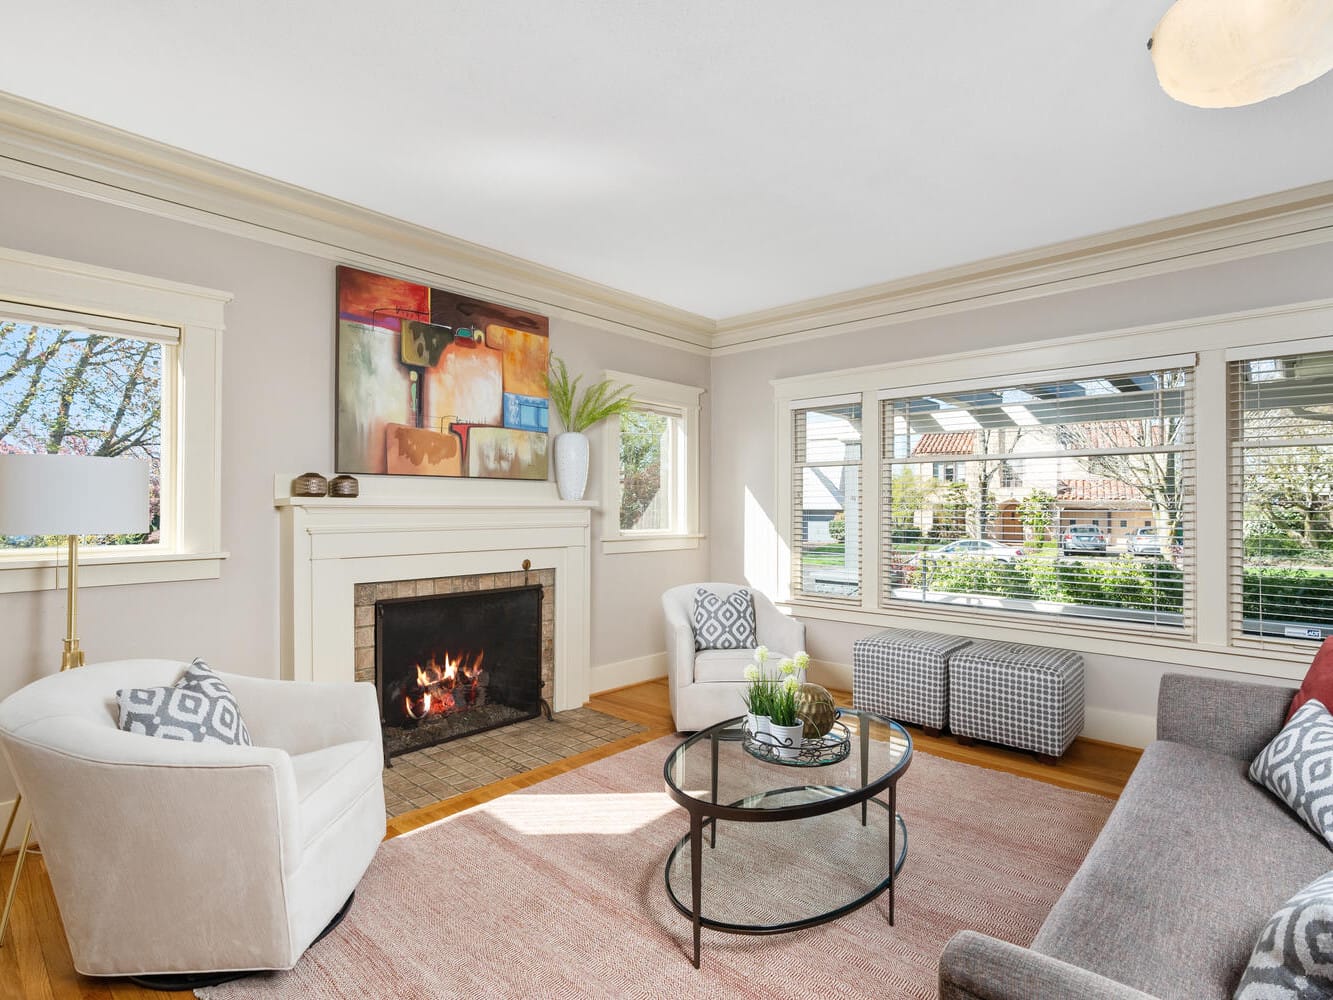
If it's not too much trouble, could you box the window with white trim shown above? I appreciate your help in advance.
[879,364,1195,635]
[792,398,862,601]
[0,247,229,592]
[1229,348,1333,648]
[601,371,702,554]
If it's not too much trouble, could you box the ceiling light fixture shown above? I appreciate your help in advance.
[1148,0,1333,108]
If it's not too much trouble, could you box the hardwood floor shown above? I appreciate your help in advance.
[0,677,1140,998]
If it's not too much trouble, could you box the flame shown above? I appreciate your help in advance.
[403,650,483,720]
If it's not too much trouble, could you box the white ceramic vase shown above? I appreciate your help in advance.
[554,431,590,501]
[768,721,805,761]
[746,713,771,738]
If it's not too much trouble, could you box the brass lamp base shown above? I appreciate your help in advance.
[0,533,85,947]
[61,639,84,671]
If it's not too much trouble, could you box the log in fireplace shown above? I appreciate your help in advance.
[375,584,547,760]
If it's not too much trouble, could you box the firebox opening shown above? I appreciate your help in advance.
[376,584,543,759]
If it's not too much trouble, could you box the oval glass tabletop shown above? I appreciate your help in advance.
[663,711,912,820]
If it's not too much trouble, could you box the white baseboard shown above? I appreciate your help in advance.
[0,797,33,854]
[806,658,1154,749]
[589,652,668,695]
[1082,707,1155,749]
[808,658,852,692]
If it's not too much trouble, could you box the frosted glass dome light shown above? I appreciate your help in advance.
[1149,0,1333,108]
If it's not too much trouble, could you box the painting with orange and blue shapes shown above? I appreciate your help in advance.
[335,266,549,479]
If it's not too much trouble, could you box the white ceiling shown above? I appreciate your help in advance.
[3,2,1333,319]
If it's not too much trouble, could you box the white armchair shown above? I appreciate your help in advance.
[662,583,806,731]
[0,659,384,982]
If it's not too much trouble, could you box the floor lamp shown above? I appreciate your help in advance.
[0,454,148,945]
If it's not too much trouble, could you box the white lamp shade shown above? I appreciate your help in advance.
[1150,0,1333,108]
[0,454,150,536]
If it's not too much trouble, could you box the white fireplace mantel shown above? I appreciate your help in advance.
[274,475,595,712]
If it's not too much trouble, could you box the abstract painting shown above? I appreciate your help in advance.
[336,266,549,479]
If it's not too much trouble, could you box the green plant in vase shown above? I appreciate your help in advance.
[544,356,637,501]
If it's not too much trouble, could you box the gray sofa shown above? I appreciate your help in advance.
[939,673,1330,1000]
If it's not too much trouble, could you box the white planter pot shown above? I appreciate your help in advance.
[554,431,590,501]
[745,713,771,738]
[768,721,805,760]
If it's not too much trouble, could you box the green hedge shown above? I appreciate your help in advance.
[902,556,1331,622]
[1242,567,1333,623]
[903,556,1182,612]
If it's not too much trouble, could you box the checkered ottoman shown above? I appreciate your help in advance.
[947,639,1085,761]
[852,628,973,735]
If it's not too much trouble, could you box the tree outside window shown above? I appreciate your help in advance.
[0,319,162,547]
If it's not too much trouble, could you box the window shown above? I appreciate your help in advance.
[1229,349,1333,648]
[0,246,228,592]
[792,398,861,601]
[933,461,959,482]
[600,371,702,553]
[880,364,1194,635]
[0,315,167,549]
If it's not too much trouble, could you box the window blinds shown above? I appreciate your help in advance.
[791,398,862,602]
[879,365,1196,637]
[1229,350,1333,649]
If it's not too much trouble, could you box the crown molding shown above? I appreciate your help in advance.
[0,92,714,355]
[3,91,1333,361]
[712,180,1333,355]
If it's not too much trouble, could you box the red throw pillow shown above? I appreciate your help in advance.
[1288,638,1333,722]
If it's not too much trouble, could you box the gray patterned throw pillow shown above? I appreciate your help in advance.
[692,587,757,651]
[1236,869,1333,999]
[1250,699,1333,848]
[116,658,253,746]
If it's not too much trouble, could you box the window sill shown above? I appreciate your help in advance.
[601,533,703,555]
[781,598,1313,682]
[0,549,228,594]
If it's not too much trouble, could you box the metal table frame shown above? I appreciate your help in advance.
[662,713,912,968]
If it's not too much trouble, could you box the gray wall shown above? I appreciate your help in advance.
[709,240,1333,743]
[0,175,709,803]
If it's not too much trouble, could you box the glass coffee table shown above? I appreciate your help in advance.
[662,710,912,967]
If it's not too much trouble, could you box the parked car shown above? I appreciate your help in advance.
[907,539,1025,566]
[1127,527,1168,556]
[1059,525,1107,555]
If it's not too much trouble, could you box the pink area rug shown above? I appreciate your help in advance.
[197,737,1113,1000]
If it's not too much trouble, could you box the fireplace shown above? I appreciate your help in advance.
[376,584,547,759]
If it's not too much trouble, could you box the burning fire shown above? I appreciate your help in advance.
[404,651,484,721]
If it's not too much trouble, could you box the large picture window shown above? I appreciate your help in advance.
[1230,349,1333,648]
[880,365,1194,635]
[0,315,166,549]
[792,399,862,601]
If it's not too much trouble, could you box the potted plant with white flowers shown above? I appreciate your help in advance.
[768,672,805,760]
[743,646,774,736]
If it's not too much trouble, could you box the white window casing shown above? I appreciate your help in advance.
[0,246,230,592]
[600,370,703,554]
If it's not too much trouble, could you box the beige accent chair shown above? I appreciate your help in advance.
[0,659,384,980]
[662,583,807,731]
